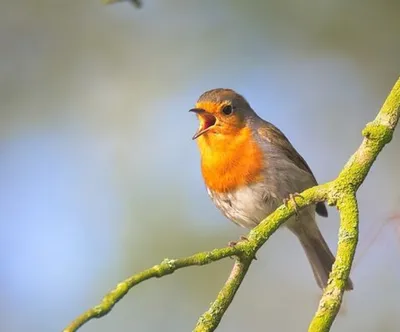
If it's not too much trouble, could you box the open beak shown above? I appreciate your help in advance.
[189,108,217,140]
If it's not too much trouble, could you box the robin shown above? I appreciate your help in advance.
[190,88,353,290]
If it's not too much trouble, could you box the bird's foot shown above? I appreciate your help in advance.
[228,235,248,247]
[283,193,303,220]
[228,236,257,260]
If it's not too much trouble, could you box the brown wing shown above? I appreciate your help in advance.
[258,122,328,217]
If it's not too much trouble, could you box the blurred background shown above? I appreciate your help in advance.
[1,1,399,331]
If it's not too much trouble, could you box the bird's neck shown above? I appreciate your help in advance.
[197,127,264,193]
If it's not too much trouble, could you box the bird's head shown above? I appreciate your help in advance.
[190,89,255,141]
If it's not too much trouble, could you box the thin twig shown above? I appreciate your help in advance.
[103,0,142,8]
[193,256,252,331]
[63,247,241,332]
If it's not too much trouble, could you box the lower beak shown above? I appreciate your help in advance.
[189,108,217,140]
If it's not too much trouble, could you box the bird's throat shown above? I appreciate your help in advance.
[198,127,264,193]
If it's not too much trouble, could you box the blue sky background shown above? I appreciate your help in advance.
[1,1,400,331]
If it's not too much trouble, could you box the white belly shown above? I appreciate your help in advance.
[207,182,281,229]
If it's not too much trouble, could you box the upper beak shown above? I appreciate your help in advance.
[189,108,217,140]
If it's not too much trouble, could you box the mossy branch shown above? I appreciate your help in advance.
[64,78,400,332]
[307,77,400,331]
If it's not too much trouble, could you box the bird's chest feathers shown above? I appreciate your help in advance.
[198,128,264,193]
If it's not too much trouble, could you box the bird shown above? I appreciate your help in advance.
[190,88,353,290]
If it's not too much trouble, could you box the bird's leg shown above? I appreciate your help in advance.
[228,236,257,259]
[283,193,303,220]
[228,236,248,247]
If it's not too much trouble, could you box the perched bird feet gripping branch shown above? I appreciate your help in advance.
[283,192,303,219]
[228,236,249,247]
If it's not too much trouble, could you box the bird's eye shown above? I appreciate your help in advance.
[221,105,233,115]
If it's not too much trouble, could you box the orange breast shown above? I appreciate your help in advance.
[197,126,265,193]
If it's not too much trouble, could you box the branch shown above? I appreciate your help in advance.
[63,246,241,332]
[193,258,252,331]
[63,77,400,332]
[308,77,400,331]
[103,0,142,8]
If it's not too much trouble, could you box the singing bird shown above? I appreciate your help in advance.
[190,88,353,290]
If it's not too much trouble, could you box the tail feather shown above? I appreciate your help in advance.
[291,220,353,290]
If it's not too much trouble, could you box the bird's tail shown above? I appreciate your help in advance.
[290,220,353,291]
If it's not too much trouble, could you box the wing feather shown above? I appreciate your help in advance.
[258,122,328,217]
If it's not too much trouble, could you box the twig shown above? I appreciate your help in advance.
[193,257,252,331]
[103,0,142,8]
[308,77,400,331]
[63,246,240,332]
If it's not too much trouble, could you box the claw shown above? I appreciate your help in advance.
[227,236,257,260]
[228,241,238,247]
[228,236,248,247]
[283,193,303,220]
